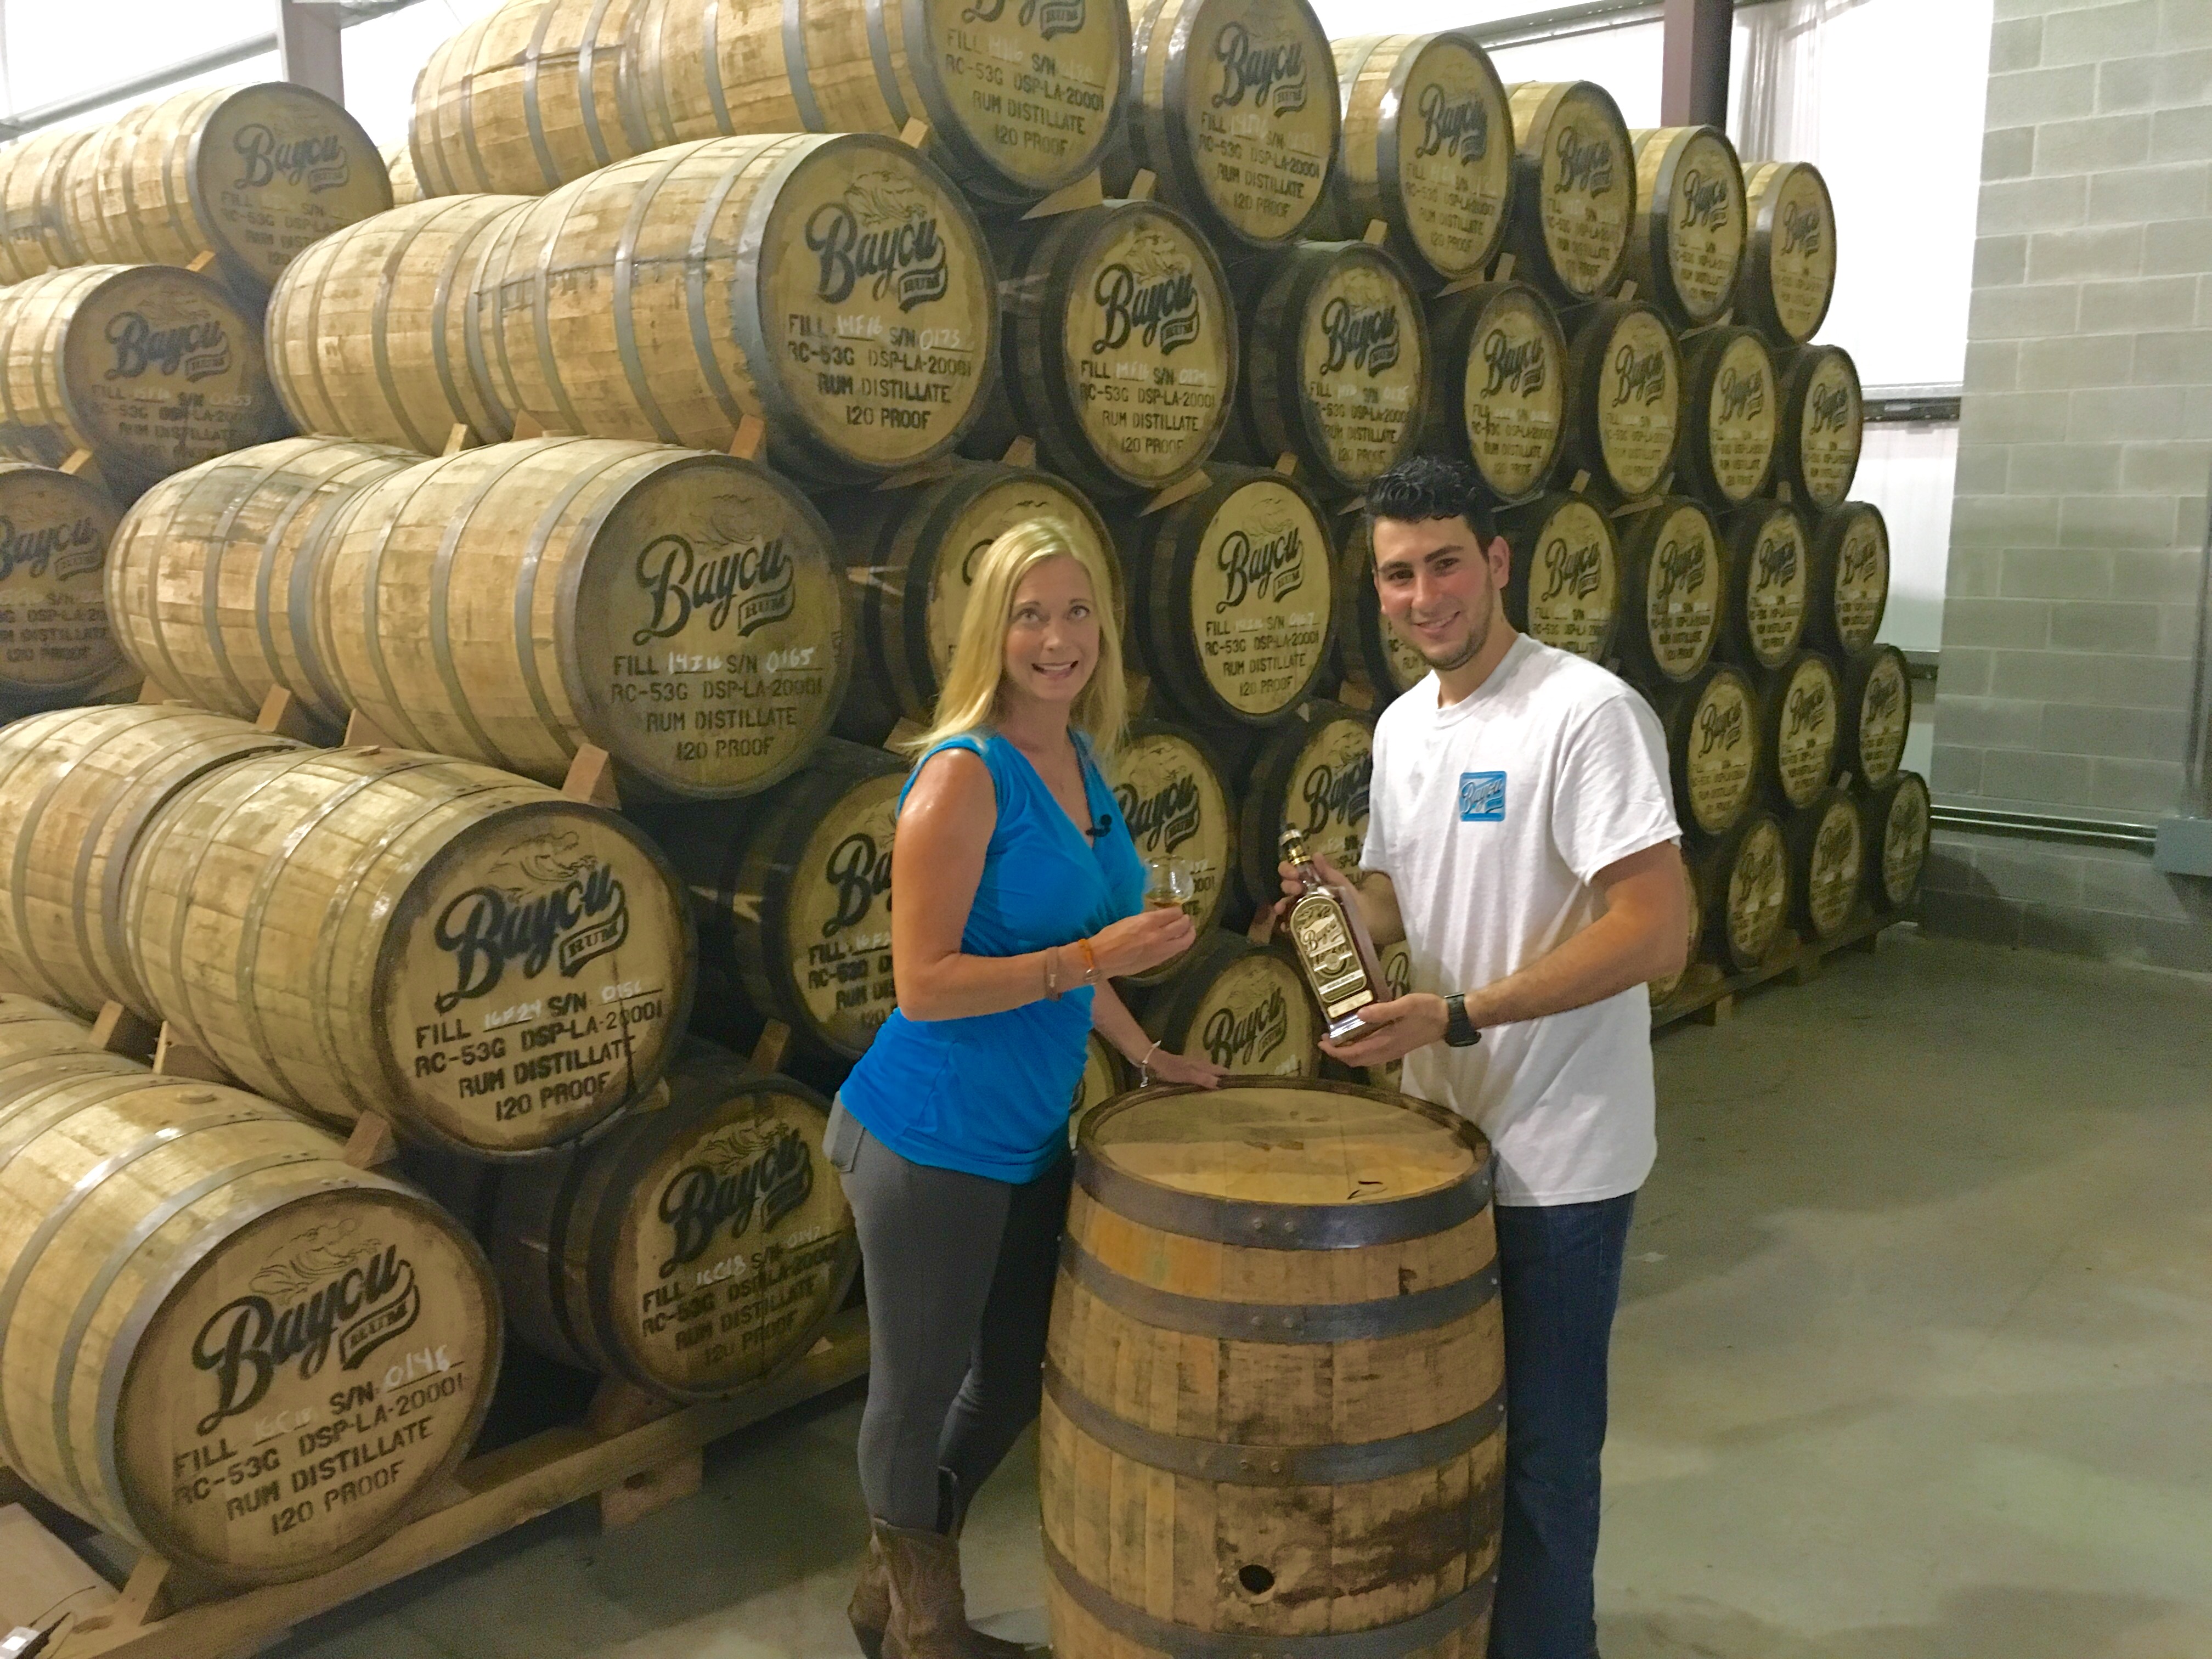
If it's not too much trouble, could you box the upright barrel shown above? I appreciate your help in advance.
[1502,81,1633,303]
[317,438,848,800]
[1499,490,1623,663]
[1135,931,1318,1076]
[1325,31,1513,288]
[0,1069,499,1585]
[963,200,1236,500]
[1613,496,1722,686]
[1624,126,1745,329]
[0,264,288,495]
[1423,279,1565,504]
[1116,0,1340,249]
[1861,770,1929,913]
[1113,466,1335,729]
[62,83,391,295]
[1654,664,1759,838]
[408,0,654,197]
[0,461,123,712]
[265,195,529,452]
[1562,297,1680,503]
[106,438,421,731]
[0,128,91,283]
[471,133,997,485]
[124,747,693,1155]
[1045,1080,1502,1659]
[630,0,1130,209]
[1808,502,1890,657]
[1720,499,1811,672]
[1777,345,1863,510]
[484,1045,859,1401]
[1676,327,1776,507]
[1226,240,1430,493]
[1736,161,1837,348]
[1105,723,1239,983]
[1237,699,1373,910]
[1841,644,1911,789]
[0,705,301,1017]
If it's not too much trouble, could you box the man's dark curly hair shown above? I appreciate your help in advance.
[1364,455,1497,544]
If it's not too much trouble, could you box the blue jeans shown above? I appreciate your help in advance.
[1488,1193,1637,1659]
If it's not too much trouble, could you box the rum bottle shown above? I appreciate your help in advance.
[1278,827,1389,1042]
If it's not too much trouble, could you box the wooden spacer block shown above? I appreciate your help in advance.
[588,1378,681,1440]
[59,448,99,478]
[874,456,961,492]
[1141,469,1210,516]
[630,1079,673,1115]
[1776,481,1792,503]
[1851,929,1882,955]
[886,717,928,751]
[1272,451,1298,477]
[1246,904,1279,946]
[1022,170,1105,219]
[1784,952,1823,988]
[599,1448,703,1530]
[1124,669,1151,711]
[341,1111,400,1169]
[1001,435,1037,467]
[1692,994,1735,1026]
[899,117,932,150]
[342,708,394,749]
[562,743,622,809]
[1570,470,1590,494]
[1363,218,1390,245]
[1493,252,1515,280]
[252,684,320,742]
[727,414,767,460]
[1127,168,1156,201]
[153,1025,231,1083]
[1335,675,1376,711]
[187,250,218,275]
[441,421,473,456]
[89,1551,173,1633]
[1617,279,1637,301]
[137,677,172,704]
[511,411,548,441]
[746,1019,792,1077]
[92,1001,159,1060]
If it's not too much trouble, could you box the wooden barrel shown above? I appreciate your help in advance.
[1624,126,1745,329]
[1648,859,1700,1003]
[1861,770,1929,913]
[105,438,420,731]
[1841,644,1911,789]
[1787,786,1863,943]
[1677,326,1776,507]
[1736,161,1837,348]
[1423,279,1565,504]
[0,264,289,495]
[1068,1032,1127,1146]
[1135,930,1318,1076]
[630,0,1129,210]
[408,0,654,198]
[471,133,997,485]
[1236,699,1373,907]
[1115,0,1340,249]
[1697,809,1788,971]
[1226,240,1430,493]
[0,128,91,284]
[1809,502,1889,657]
[0,1068,499,1585]
[1720,499,1810,672]
[1499,490,1622,663]
[1113,466,1335,728]
[1759,648,1841,811]
[0,460,123,710]
[1777,344,1862,510]
[1614,496,1722,686]
[0,704,301,1017]
[385,142,421,206]
[1502,81,1633,304]
[822,460,1117,737]
[1323,32,1513,289]
[62,83,391,295]
[0,992,103,1064]
[1044,1079,1501,1659]
[963,200,1236,499]
[1562,298,1680,503]
[317,437,848,800]
[1334,512,1425,699]
[124,746,693,1155]
[484,1044,858,1401]
[265,195,529,452]
[1654,664,1759,838]
[1107,721,1239,984]
[652,740,906,1064]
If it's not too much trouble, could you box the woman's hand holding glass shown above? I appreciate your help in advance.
[1087,907,1195,979]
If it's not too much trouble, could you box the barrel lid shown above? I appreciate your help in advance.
[1692,330,1776,505]
[1163,470,1334,723]
[1796,787,1863,939]
[1631,126,1745,326]
[1239,702,1374,906]
[1672,664,1757,836]
[1503,493,1620,663]
[1769,650,1840,810]
[1877,771,1929,909]
[1079,1079,1488,1248]
[1848,645,1911,787]
[188,83,392,288]
[1582,302,1680,500]
[1722,812,1789,964]
[1451,282,1565,503]
[1278,243,1426,489]
[1819,502,1889,655]
[0,461,120,698]
[770,763,905,1056]
[907,0,1129,201]
[1507,81,1632,300]
[1745,161,1837,345]
[1785,345,1862,509]
[1379,33,1513,283]
[1728,499,1810,670]
[1624,497,1720,683]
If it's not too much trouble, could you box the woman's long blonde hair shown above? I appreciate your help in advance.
[905,518,1127,757]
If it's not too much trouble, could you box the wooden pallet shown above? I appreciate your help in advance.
[1652,906,1916,1032]
[5,1310,868,1659]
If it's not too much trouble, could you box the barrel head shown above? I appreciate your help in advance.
[0,461,121,705]
[188,83,393,290]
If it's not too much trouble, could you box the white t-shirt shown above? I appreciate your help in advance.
[1362,634,1679,1206]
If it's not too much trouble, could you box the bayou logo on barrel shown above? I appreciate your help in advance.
[1215,510,1306,612]
[105,311,231,382]
[807,172,949,310]
[1318,270,1402,377]
[1786,676,1831,739]
[431,831,630,1013]
[233,123,352,192]
[190,1218,420,1435]
[961,0,1086,40]
[1809,376,1853,435]
[1731,830,1783,941]
[1717,363,1766,423]
[631,503,796,644]
[1212,22,1307,113]
[1697,693,1745,758]
[1414,82,1488,164]
[822,829,892,935]
[1654,533,1709,607]
[1553,125,1616,198]
[1481,326,1547,398]
[1679,167,1731,231]
[1610,339,1668,407]
[1781,198,1824,257]
[1755,524,1801,596]
[1091,226,1201,356]
[1203,984,1290,1068]
[656,1120,815,1277]
[0,514,103,584]
[1541,532,1604,604]
[1118,770,1204,855]
[1299,749,1372,838]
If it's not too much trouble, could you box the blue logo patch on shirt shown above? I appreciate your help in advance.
[1458,771,1506,822]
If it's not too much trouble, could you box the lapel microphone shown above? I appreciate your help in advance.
[1088,812,1114,842]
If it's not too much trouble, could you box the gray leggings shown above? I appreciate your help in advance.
[827,1099,1072,1532]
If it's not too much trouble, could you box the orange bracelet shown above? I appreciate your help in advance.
[1077,938,1099,984]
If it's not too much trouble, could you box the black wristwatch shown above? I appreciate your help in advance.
[1443,993,1482,1047]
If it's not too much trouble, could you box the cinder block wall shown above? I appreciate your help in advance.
[1928,0,2212,969]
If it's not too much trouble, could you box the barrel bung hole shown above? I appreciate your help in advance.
[1237,1564,1276,1598]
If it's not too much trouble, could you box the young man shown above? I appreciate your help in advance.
[1282,455,1688,1659]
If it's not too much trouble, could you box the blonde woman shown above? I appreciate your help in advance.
[827,521,1223,1659]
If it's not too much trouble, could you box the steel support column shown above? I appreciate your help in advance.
[1661,0,1733,128]
[276,0,346,104]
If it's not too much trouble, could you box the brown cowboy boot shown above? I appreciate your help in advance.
[849,1475,1027,1659]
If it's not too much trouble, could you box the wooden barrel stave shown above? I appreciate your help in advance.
[1808,501,1890,658]
[1841,643,1911,791]
[315,437,849,800]
[1675,326,1776,508]
[470,132,997,485]
[0,460,123,710]
[1654,664,1759,839]
[106,438,421,729]
[0,1067,499,1585]
[1861,770,1929,912]
[266,195,530,452]
[1624,126,1746,329]
[1502,81,1634,304]
[1719,498,1810,672]
[122,746,693,1155]
[0,128,92,284]
[1613,496,1722,686]
[1777,344,1863,510]
[1562,298,1681,504]
[0,705,302,1017]
[1737,160,1837,348]
[1421,279,1566,505]
[1133,929,1319,1077]
[1697,809,1788,971]
[1499,491,1623,664]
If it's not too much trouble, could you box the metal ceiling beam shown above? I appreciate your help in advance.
[1662,0,1735,128]
[277,0,347,105]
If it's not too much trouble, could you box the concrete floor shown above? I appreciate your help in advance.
[276,929,2212,1659]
